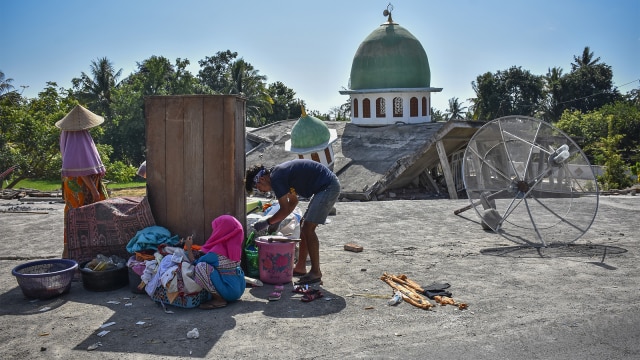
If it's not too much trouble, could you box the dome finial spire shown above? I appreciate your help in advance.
[383,3,394,23]
[300,104,307,117]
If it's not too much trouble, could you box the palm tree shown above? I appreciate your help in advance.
[567,47,618,112]
[227,59,273,126]
[445,97,467,120]
[541,67,564,122]
[0,71,15,97]
[72,57,122,117]
[571,46,600,71]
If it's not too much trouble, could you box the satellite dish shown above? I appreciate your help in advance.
[460,115,599,247]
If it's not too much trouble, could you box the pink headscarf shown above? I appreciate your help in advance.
[201,215,244,262]
[60,130,106,177]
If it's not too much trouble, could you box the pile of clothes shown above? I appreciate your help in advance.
[126,225,211,308]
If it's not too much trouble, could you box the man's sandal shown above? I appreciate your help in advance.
[301,289,323,302]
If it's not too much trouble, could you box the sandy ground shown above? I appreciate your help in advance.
[0,194,638,359]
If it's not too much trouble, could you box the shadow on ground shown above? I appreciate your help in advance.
[480,243,627,270]
[1,279,346,357]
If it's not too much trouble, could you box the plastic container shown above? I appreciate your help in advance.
[245,244,260,278]
[128,267,145,294]
[246,199,263,214]
[79,261,128,292]
[12,259,78,299]
[256,236,296,284]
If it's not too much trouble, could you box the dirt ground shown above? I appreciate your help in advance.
[0,194,638,359]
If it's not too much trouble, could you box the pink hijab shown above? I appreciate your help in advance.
[60,130,105,177]
[201,215,244,262]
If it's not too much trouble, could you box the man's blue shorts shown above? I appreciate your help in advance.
[303,177,340,225]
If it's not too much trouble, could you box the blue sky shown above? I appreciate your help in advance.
[1,0,638,114]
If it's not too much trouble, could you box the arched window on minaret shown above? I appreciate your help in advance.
[410,97,418,117]
[376,97,386,118]
[353,98,359,118]
[393,97,403,117]
[363,98,371,118]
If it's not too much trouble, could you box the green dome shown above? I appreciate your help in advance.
[350,22,431,90]
[290,114,330,149]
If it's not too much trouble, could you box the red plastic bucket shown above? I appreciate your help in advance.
[256,236,296,284]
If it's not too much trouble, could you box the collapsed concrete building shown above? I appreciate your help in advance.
[246,119,481,201]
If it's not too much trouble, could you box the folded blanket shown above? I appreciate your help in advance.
[127,225,179,253]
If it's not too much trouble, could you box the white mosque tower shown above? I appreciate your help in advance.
[340,4,442,126]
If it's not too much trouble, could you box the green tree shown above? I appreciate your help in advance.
[471,66,545,121]
[571,46,600,71]
[171,58,210,95]
[198,51,275,126]
[430,107,445,122]
[0,71,22,110]
[445,97,467,120]
[597,101,640,164]
[329,103,350,122]
[597,133,633,190]
[107,81,146,166]
[71,57,122,118]
[132,55,176,95]
[624,88,640,107]
[556,101,640,166]
[227,59,273,126]
[0,85,22,184]
[541,67,564,122]
[266,81,301,122]
[338,99,351,121]
[197,50,237,93]
[105,56,175,165]
[0,71,15,96]
[0,83,90,187]
[560,47,620,113]
[555,110,608,164]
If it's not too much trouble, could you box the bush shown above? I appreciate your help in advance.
[104,161,137,183]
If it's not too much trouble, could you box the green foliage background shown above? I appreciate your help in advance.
[1,47,639,191]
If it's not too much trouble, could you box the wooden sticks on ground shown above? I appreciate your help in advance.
[380,272,432,310]
[380,272,468,310]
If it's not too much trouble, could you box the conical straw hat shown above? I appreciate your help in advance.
[55,105,104,130]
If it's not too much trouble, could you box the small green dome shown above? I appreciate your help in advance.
[290,111,330,149]
[350,22,431,90]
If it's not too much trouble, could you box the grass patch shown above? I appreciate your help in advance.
[10,179,146,191]
[11,179,61,191]
[106,180,147,189]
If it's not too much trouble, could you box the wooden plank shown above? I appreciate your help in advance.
[202,96,226,242]
[182,96,205,241]
[233,97,247,232]
[165,97,185,237]
[436,140,458,200]
[145,97,167,226]
[221,96,234,215]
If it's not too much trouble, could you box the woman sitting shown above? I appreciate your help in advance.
[185,215,246,309]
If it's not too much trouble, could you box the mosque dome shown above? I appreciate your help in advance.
[285,107,338,155]
[349,15,431,90]
[289,108,331,149]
